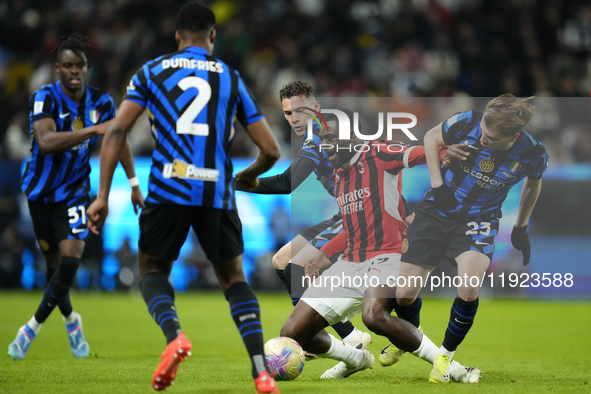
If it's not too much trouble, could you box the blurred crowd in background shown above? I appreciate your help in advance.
[1,0,591,291]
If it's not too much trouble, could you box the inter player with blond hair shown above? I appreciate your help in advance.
[396,94,548,383]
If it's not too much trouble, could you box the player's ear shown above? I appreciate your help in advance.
[209,27,216,44]
[54,62,60,73]
[175,30,181,45]
[313,100,320,112]
[510,132,520,142]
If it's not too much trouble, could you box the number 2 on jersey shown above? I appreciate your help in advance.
[176,76,212,136]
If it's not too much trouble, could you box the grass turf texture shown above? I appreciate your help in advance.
[1,292,589,393]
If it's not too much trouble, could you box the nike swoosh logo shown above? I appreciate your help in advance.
[72,227,86,234]
[455,318,470,324]
[475,240,489,245]
[59,112,70,119]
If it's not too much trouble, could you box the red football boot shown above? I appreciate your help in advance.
[152,333,192,391]
[254,371,280,393]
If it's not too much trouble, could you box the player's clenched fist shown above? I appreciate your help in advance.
[87,198,109,235]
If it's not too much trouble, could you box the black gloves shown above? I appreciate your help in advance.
[432,184,456,211]
[511,225,531,266]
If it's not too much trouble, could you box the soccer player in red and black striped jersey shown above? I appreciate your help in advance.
[280,112,481,382]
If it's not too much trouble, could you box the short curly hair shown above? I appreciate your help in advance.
[50,33,89,65]
[279,81,314,103]
[177,1,216,33]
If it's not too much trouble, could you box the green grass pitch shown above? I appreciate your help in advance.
[1,292,590,393]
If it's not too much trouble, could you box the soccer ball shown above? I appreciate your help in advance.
[264,336,305,381]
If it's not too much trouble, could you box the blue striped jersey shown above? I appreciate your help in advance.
[21,81,116,203]
[296,124,336,196]
[424,110,549,219]
[123,46,264,209]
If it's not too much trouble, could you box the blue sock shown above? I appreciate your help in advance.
[225,281,267,379]
[35,257,79,323]
[393,297,422,328]
[442,297,479,352]
[141,272,181,344]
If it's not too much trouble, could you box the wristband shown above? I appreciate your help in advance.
[128,176,140,188]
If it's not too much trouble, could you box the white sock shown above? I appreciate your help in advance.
[319,334,364,366]
[342,327,358,346]
[410,333,438,364]
[438,345,455,359]
[63,311,77,325]
[27,316,42,335]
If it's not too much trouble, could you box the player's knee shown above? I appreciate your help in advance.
[272,251,289,270]
[362,308,388,336]
[457,288,479,302]
[279,325,297,341]
[395,294,417,306]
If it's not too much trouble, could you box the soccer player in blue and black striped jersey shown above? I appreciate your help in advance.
[396,94,549,383]
[86,3,281,393]
[7,33,144,361]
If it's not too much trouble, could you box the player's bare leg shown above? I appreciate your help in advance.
[214,255,279,393]
[139,250,191,391]
[280,301,373,379]
[272,234,308,270]
[395,262,433,306]
[362,288,423,351]
[365,286,481,383]
[287,245,371,352]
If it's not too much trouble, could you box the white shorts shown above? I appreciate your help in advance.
[301,253,401,325]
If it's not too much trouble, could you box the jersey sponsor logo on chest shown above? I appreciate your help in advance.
[457,160,506,190]
[162,158,219,182]
[336,187,370,214]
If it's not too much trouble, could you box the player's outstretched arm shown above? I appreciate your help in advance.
[235,118,281,191]
[236,156,317,194]
[511,177,542,266]
[119,139,145,214]
[33,118,109,155]
[87,100,144,234]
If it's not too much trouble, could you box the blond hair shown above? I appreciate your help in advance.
[483,94,535,136]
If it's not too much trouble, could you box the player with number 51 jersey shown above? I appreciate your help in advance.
[123,44,264,208]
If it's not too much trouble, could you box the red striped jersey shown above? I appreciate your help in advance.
[333,141,426,262]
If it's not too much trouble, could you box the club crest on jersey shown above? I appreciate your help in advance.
[357,161,366,174]
[89,110,99,124]
[162,158,219,182]
[401,238,409,253]
[39,240,50,251]
[479,159,494,172]
[509,160,522,172]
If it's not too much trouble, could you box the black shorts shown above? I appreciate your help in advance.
[138,203,243,264]
[402,201,498,267]
[28,194,90,256]
[299,214,342,241]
